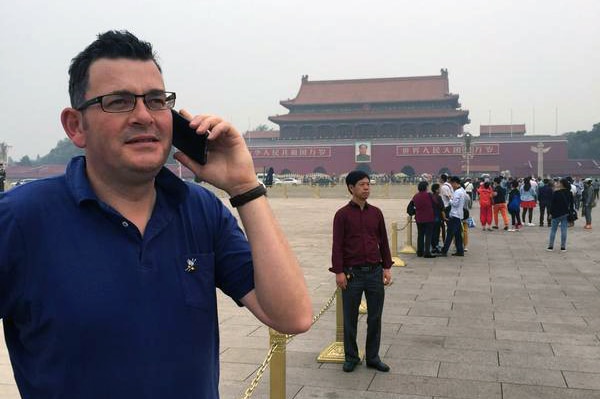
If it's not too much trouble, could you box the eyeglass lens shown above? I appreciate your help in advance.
[101,92,175,112]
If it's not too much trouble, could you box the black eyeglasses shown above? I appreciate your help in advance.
[76,91,176,113]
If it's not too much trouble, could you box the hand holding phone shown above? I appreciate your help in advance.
[171,110,208,165]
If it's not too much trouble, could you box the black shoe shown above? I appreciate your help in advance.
[424,254,437,258]
[492,226,499,229]
[343,361,358,372]
[416,253,423,257]
[431,248,439,254]
[366,360,390,372]
[437,251,448,257]
[451,253,464,257]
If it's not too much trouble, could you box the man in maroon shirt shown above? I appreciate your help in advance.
[331,170,393,373]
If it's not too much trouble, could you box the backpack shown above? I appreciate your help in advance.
[406,200,416,216]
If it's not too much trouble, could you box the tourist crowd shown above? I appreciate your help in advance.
[410,174,596,256]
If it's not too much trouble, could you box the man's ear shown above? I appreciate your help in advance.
[61,108,86,148]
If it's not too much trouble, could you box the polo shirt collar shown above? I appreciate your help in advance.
[348,200,369,209]
[65,156,189,206]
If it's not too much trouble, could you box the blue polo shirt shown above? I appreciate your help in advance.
[0,156,254,399]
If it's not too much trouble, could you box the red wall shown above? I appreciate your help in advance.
[249,137,569,177]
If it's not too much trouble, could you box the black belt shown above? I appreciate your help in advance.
[345,262,381,272]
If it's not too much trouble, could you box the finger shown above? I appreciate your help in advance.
[193,115,223,134]
[178,108,194,121]
[173,151,203,174]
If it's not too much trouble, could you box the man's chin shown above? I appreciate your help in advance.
[127,154,168,175]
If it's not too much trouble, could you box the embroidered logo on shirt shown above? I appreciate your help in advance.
[185,258,197,273]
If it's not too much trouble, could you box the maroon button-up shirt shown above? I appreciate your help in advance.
[330,201,393,274]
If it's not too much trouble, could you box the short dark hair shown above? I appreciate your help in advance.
[345,170,369,192]
[449,175,461,183]
[431,183,440,192]
[418,181,429,192]
[559,177,570,189]
[440,174,448,182]
[68,30,161,108]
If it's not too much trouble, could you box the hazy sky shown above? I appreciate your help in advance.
[1,0,598,160]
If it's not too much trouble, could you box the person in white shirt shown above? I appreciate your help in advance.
[464,178,474,207]
[438,176,467,256]
[439,174,454,208]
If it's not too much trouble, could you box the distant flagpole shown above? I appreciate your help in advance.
[532,107,536,134]
[555,107,558,134]
[510,109,513,137]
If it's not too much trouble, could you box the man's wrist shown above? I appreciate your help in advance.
[229,184,267,208]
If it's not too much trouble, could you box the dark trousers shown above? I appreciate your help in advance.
[539,202,551,226]
[432,220,442,249]
[416,222,434,256]
[510,210,521,226]
[442,217,463,254]
[342,266,385,363]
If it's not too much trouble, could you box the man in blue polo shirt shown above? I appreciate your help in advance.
[0,30,312,399]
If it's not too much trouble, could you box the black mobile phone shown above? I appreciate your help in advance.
[171,110,208,165]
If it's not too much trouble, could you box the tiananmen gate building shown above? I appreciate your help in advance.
[243,70,598,178]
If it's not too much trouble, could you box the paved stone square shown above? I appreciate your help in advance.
[1,186,599,398]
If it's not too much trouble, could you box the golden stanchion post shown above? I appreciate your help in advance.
[317,288,364,363]
[269,329,286,399]
[391,221,406,267]
[399,215,416,254]
[462,220,469,249]
[313,185,321,199]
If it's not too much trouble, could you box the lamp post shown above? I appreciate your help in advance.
[461,132,474,177]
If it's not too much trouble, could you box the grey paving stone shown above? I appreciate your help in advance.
[563,371,600,390]
[542,322,599,335]
[552,344,600,359]
[370,374,501,399]
[386,345,498,366]
[438,362,566,387]
[444,337,553,356]
[294,386,432,399]
[399,324,495,340]
[500,352,600,373]
[502,382,600,399]
[496,329,599,345]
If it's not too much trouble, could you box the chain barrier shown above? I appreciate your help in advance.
[239,289,338,399]
[240,342,279,399]
[397,216,413,231]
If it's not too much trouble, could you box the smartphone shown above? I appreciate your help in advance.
[171,110,208,165]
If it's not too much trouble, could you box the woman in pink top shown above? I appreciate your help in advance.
[478,181,494,231]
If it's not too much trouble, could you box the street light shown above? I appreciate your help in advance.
[461,132,474,177]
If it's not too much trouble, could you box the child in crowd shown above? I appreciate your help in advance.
[507,180,522,231]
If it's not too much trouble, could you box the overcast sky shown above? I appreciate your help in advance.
[1,0,598,160]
